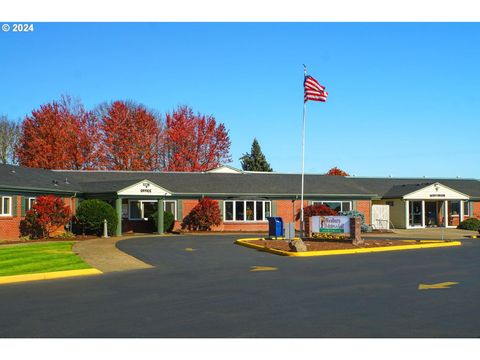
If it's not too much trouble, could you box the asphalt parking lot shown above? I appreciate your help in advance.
[0,234,479,338]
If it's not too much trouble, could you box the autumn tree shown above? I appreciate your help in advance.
[240,138,272,172]
[0,115,21,165]
[164,106,231,171]
[97,101,161,170]
[16,95,101,170]
[326,167,349,176]
[295,203,337,221]
[19,195,71,239]
[181,198,222,231]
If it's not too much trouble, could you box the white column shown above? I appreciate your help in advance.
[421,200,425,228]
[444,200,448,228]
[405,200,410,229]
[460,200,464,223]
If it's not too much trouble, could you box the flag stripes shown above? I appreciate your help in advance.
[304,75,328,102]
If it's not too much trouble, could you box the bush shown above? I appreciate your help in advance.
[181,198,222,231]
[19,195,71,239]
[339,210,373,233]
[458,218,480,231]
[75,199,118,236]
[296,204,337,221]
[150,211,175,232]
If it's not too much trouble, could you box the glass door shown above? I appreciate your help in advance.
[425,201,438,227]
[409,201,423,227]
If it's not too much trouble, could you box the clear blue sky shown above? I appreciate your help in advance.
[1,23,479,177]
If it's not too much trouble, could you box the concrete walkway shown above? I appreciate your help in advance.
[365,228,478,240]
[73,235,156,273]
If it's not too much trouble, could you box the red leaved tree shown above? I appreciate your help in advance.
[20,195,71,239]
[165,106,232,171]
[16,95,102,170]
[326,167,349,176]
[181,198,222,231]
[98,101,161,170]
[295,203,338,221]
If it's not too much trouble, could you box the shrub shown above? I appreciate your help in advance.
[19,195,71,239]
[296,204,337,221]
[339,210,373,233]
[75,199,118,236]
[458,218,480,231]
[181,198,222,231]
[150,211,175,232]
[54,231,76,239]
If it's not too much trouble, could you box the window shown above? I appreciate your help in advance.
[0,196,12,216]
[312,201,352,212]
[463,201,470,216]
[128,200,177,220]
[26,197,36,211]
[448,200,461,216]
[224,200,271,222]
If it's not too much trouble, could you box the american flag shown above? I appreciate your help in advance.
[304,75,328,102]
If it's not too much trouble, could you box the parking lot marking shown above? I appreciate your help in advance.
[418,281,459,290]
[250,266,278,272]
[184,248,196,252]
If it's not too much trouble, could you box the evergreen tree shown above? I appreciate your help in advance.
[240,138,273,172]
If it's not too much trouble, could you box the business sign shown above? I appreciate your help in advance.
[118,179,171,196]
[311,216,350,235]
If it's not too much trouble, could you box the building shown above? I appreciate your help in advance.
[1,163,479,240]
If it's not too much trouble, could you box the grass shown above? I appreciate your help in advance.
[0,242,91,277]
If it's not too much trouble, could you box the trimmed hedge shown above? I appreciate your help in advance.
[458,218,480,231]
[75,199,118,236]
[150,211,175,232]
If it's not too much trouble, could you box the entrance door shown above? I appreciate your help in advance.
[409,201,423,227]
[425,201,438,227]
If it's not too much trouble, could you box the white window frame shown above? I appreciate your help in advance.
[128,200,177,220]
[26,197,36,211]
[0,196,13,217]
[463,201,470,217]
[223,200,271,222]
[312,200,352,212]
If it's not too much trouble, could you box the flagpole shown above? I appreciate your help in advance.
[300,65,307,239]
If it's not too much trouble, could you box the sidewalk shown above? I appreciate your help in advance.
[364,228,477,241]
[73,235,157,273]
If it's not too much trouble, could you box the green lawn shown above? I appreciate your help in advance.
[0,242,91,277]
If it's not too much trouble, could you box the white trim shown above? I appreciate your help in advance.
[128,199,177,221]
[118,179,172,196]
[0,196,13,217]
[26,197,36,211]
[403,182,469,200]
[311,200,353,212]
[223,200,271,222]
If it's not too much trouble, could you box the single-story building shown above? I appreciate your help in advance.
[1,164,479,240]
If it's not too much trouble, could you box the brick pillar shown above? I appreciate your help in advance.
[304,217,312,239]
[350,217,363,245]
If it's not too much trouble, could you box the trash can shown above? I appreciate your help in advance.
[267,217,284,239]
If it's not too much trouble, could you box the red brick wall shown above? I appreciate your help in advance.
[0,195,75,241]
[356,200,371,225]
[275,200,306,230]
[0,195,22,240]
[473,201,480,219]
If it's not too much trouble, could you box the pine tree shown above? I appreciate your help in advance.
[240,138,273,172]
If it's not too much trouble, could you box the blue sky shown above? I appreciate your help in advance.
[1,23,479,177]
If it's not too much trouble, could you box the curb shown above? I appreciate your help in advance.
[235,238,462,257]
[0,268,103,285]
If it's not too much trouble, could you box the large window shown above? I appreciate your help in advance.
[128,200,177,220]
[224,200,271,222]
[0,196,12,216]
[312,201,352,212]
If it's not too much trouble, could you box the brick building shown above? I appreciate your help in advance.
[1,164,479,240]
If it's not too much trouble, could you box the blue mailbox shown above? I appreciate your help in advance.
[267,217,284,239]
